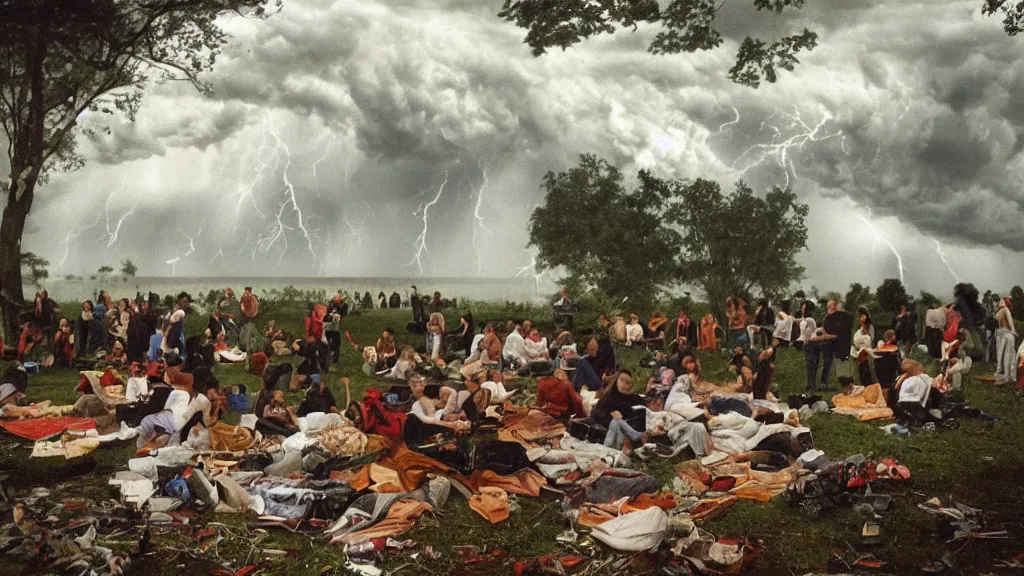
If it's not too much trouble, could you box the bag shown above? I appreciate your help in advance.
[473,439,532,476]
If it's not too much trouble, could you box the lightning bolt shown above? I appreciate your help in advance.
[717,106,740,136]
[468,156,501,277]
[514,254,547,294]
[165,219,205,277]
[732,106,842,188]
[856,210,905,284]
[210,249,225,267]
[253,113,318,265]
[933,239,960,283]
[102,177,138,248]
[409,170,449,276]
[311,133,336,187]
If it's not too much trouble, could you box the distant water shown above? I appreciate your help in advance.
[35,276,561,305]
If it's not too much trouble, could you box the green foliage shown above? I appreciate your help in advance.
[528,155,809,315]
[983,0,1024,34]
[918,291,941,310]
[668,180,809,315]
[361,291,374,309]
[119,258,137,278]
[527,154,682,306]
[844,282,873,314]
[498,0,816,87]
[20,251,49,288]
[876,278,910,314]
[97,265,113,274]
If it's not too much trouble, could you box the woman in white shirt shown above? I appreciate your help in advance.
[851,312,876,385]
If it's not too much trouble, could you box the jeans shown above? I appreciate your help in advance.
[603,418,643,450]
[326,331,341,363]
[803,341,821,390]
[820,342,835,388]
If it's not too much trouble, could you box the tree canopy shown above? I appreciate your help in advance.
[666,179,808,312]
[875,278,911,314]
[527,154,682,304]
[120,258,137,277]
[20,250,48,288]
[527,154,809,308]
[499,0,1020,87]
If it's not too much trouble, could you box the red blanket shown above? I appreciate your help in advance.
[0,417,95,441]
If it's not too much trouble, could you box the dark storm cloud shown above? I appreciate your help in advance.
[20,0,1024,290]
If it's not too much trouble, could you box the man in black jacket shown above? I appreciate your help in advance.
[818,300,853,391]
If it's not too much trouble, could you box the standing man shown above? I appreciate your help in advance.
[239,287,259,326]
[924,302,947,359]
[216,287,242,340]
[817,300,852,391]
[994,298,1017,385]
[894,304,918,358]
[325,293,347,365]
[167,297,189,355]
[798,312,820,392]
[554,288,575,331]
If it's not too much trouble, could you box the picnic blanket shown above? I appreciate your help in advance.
[831,384,893,422]
[0,417,95,441]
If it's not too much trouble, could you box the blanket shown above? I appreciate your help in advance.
[0,417,95,441]
[831,383,893,422]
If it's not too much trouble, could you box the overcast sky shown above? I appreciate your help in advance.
[16,0,1024,297]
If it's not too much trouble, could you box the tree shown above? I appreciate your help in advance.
[0,1,275,344]
[120,258,137,278]
[499,1,1014,88]
[843,282,873,314]
[875,278,910,314]
[983,1,1024,35]
[667,179,808,316]
[527,154,683,305]
[918,291,941,310]
[97,265,113,275]
[1010,286,1024,320]
[20,251,48,288]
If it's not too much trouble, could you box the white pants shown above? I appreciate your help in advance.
[995,328,1017,382]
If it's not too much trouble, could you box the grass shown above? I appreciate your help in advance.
[3,305,1024,575]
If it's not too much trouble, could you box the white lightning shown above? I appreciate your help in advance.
[409,170,449,275]
[311,133,336,187]
[717,106,740,136]
[732,107,842,188]
[165,219,205,277]
[514,254,547,294]
[856,211,905,284]
[210,249,224,267]
[468,157,499,277]
[933,239,960,283]
[253,113,318,265]
[102,178,138,248]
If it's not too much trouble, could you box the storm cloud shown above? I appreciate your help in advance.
[18,0,1024,296]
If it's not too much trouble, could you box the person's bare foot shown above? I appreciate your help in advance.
[621,438,633,456]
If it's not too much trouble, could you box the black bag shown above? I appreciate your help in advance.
[473,439,532,476]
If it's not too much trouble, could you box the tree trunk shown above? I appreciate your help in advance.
[0,189,30,342]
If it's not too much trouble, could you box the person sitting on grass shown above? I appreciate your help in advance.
[52,318,76,368]
[263,390,300,435]
[664,354,699,411]
[591,369,646,454]
[387,346,419,381]
[375,328,398,370]
[460,324,502,379]
[894,359,938,425]
[537,368,585,419]
[404,375,472,446]
[625,314,645,346]
[298,376,342,417]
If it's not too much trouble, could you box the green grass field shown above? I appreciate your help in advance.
[2,305,1023,575]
